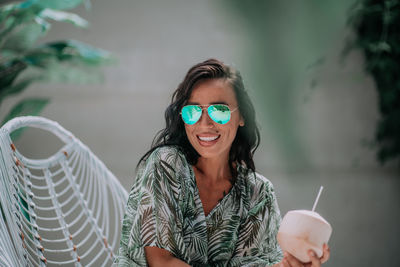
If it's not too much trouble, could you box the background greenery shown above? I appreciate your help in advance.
[222,0,354,169]
[349,0,400,165]
[223,0,399,167]
[0,0,112,138]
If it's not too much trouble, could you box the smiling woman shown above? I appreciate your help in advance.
[113,59,330,267]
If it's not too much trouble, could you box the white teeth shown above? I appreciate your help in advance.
[198,136,219,141]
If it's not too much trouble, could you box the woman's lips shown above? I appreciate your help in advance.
[197,135,220,146]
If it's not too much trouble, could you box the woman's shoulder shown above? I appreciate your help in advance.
[144,145,189,171]
[238,167,277,205]
[239,166,275,190]
[135,145,192,193]
[148,145,185,161]
[253,171,276,192]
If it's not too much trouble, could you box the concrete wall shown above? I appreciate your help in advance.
[2,0,399,266]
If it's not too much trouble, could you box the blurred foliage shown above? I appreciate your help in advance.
[349,0,400,164]
[221,0,354,169]
[0,0,112,133]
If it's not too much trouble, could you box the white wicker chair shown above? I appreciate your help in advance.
[0,116,128,266]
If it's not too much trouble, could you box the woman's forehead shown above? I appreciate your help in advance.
[188,79,237,104]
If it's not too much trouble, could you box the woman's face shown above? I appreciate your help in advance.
[184,78,244,160]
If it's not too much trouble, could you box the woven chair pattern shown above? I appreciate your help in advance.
[0,116,128,266]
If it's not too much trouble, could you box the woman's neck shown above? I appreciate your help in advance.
[194,155,232,184]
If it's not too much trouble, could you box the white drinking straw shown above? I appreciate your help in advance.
[312,186,324,212]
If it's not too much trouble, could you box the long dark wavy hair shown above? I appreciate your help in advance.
[138,58,260,180]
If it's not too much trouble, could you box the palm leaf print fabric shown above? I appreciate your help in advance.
[114,146,283,266]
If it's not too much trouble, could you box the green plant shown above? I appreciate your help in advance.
[348,0,400,165]
[0,0,112,139]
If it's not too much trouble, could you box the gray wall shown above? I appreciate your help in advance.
[2,0,399,266]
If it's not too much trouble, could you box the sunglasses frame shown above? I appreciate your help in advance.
[180,104,238,125]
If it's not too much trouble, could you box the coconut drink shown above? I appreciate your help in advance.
[277,187,332,263]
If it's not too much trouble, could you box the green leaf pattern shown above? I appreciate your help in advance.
[115,146,283,266]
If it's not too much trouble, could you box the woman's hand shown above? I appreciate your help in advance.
[279,243,330,267]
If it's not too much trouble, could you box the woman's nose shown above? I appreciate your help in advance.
[198,109,213,126]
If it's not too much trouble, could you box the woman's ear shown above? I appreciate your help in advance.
[239,115,245,127]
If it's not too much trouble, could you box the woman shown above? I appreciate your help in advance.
[115,59,330,266]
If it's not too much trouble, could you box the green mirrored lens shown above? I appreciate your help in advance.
[208,104,231,124]
[181,105,202,125]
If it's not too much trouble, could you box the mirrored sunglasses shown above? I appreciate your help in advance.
[180,104,238,125]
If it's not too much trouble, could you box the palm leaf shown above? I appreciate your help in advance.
[39,8,88,28]
[27,0,84,10]
[140,207,156,245]
[160,159,180,198]
[24,40,113,67]
[2,22,46,52]
[0,77,37,104]
[0,60,28,89]
[45,40,113,65]
[0,3,44,45]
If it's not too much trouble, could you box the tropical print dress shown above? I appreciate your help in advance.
[114,146,283,267]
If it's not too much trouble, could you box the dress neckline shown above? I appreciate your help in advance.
[188,164,243,219]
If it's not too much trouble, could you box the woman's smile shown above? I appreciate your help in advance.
[197,133,221,146]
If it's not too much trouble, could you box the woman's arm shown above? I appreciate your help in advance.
[144,247,190,267]
[114,147,190,266]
